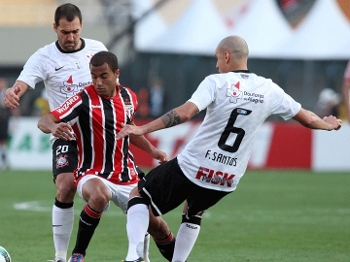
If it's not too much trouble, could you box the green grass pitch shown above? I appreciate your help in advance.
[0,169,349,261]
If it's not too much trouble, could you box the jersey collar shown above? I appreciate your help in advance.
[231,70,251,73]
[55,38,86,53]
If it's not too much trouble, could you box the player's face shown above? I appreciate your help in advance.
[215,48,229,73]
[90,63,120,98]
[54,17,82,52]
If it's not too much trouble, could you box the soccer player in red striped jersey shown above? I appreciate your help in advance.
[38,51,173,262]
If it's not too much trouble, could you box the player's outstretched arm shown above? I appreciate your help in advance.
[129,132,168,165]
[293,108,342,131]
[3,81,29,109]
[116,102,199,139]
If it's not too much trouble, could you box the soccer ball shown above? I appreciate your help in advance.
[0,246,11,262]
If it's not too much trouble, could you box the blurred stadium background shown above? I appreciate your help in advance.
[0,0,350,171]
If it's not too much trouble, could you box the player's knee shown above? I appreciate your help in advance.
[56,184,76,202]
[56,179,77,203]
[89,194,109,211]
[182,212,202,226]
[56,173,76,192]
[127,196,148,210]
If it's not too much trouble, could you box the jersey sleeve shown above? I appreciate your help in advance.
[99,42,108,51]
[51,93,83,123]
[17,48,47,89]
[270,82,301,120]
[187,76,216,112]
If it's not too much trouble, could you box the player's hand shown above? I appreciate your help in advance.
[51,123,75,141]
[323,115,342,131]
[116,124,144,139]
[152,149,168,165]
[4,85,21,109]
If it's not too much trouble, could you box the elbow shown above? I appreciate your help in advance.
[177,108,196,123]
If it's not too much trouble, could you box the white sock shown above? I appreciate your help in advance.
[172,222,201,262]
[125,203,149,261]
[52,205,74,261]
[143,233,151,262]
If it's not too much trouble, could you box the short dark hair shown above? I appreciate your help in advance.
[54,3,82,26]
[90,51,119,71]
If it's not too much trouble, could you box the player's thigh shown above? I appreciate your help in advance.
[81,176,111,201]
[52,139,78,180]
[187,187,230,217]
[140,158,193,216]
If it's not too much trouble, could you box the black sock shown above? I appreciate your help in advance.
[155,233,176,261]
[72,205,101,256]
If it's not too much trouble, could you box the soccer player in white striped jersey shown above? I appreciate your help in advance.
[118,35,342,262]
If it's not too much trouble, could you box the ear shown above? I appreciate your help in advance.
[53,23,57,32]
[115,69,120,78]
[224,51,230,63]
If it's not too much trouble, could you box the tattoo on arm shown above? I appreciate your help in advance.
[161,110,182,128]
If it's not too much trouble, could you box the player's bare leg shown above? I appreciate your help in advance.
[147,207,177,261]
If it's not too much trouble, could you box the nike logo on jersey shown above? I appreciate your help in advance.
[55,65,65,71]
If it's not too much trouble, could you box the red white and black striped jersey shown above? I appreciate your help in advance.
[51,84,140,185]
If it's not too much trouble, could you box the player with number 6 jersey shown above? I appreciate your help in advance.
[118,35,342,262]
[177,70,301,192]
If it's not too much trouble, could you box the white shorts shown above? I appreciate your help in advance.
[76,175,137,213]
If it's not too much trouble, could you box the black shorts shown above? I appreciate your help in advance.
[139,157,230,217]
[52,139,78,180]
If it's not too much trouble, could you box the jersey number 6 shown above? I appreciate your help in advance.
[218,108,252,153]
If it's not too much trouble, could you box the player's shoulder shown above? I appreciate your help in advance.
[204,71,276,94]
[204,72,249,85]
[26,42,57,63]
[32,42,57,56]
[83,38,107,50]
